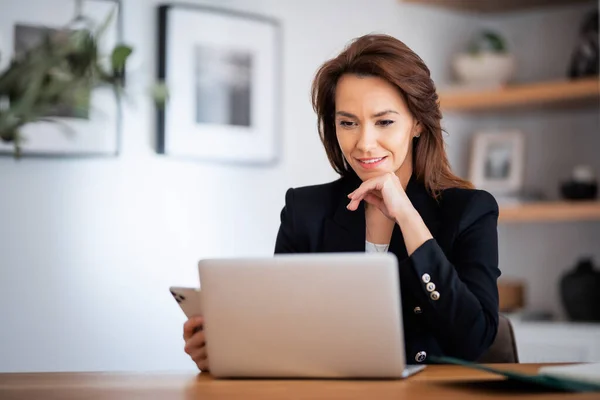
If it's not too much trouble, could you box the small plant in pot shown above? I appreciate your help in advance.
[452,30,516,87]
[0,6,133,158]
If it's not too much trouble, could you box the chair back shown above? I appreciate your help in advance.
[477,314,519,363]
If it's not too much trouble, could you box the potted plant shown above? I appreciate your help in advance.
[0,7,133,158]
[452,30,516,87]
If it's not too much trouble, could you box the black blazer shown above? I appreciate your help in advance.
[274,173,501,364]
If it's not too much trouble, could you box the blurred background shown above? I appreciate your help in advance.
[0,0,599,372]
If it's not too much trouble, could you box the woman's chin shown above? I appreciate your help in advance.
[354,168,394,181]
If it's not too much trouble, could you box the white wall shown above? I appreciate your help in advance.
[0,0,597,372]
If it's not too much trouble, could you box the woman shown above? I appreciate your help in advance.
[184,33,500,371]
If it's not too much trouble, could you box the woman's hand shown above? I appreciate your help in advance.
[348,172,433,255]
[183,316,209,372]
[346,172,410,221]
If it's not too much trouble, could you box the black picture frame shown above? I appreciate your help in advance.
[156,3,282,166]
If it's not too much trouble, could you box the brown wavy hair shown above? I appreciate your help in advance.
[311,33,473,198]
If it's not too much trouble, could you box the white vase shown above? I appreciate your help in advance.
[452,52,516,86]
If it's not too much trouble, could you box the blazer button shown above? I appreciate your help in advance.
[421,273,431,283]
[413,306,422,314]
[430,291,440,301]
[415,351,427,363]
[426,282,436,292]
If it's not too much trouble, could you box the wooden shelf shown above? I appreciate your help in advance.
[402,0,595,13]
[438,77,600,113]
[499,201,600,223]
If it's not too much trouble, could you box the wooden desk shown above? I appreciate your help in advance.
[0,364,597,399]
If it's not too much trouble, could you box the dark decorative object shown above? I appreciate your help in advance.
[561,181,598,200]
[560,258,600,322]
[560,165,598,200]
[568,9,599,78]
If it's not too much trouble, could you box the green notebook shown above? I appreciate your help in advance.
[429,356,600,393]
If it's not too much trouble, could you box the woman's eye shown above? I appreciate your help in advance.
[339,120,356,128]
[377,120,395,127]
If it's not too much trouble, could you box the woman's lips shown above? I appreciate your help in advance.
[356,156,387,169]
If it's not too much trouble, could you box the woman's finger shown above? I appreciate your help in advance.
[364,193,384,209]
[190,346,208,363]
[183,316,204,341]
[347,196,362,211]
[347,174,397,211]
[348,176,389,205]
[349,178,381,200]
[184,331,206,355]
[359,189,384,203]
[347,187,377,210]
[197,359,210,372]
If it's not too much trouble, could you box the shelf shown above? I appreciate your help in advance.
[402,0,595,13]
[499,201,600,223]
[438,77,600,113]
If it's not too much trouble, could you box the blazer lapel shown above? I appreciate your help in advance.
[322,176,365,253]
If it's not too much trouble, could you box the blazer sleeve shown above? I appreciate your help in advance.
[400,190,500,361]
[274,188,307,254]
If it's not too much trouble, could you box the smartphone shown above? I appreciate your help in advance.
[169,286,202,319]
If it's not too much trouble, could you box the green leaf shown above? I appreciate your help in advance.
[73,86,92,110]
[111,45,132,73]
[467,30,507,54]
[11,67,45,115]
[0,61,23,94]
[0,125,17,142]
[0,111,21,138]
[482,31,506,52]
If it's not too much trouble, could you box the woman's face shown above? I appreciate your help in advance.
[334,74,421,182]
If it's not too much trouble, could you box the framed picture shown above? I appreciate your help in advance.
[469,130,525,195]
[157,4,281,165]
[0,0,122,158]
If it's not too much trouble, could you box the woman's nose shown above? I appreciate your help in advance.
[356,127,378,152]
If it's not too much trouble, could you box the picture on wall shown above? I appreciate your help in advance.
[194,44,252,127]
[0,0,122,157]
[469,130,525,196]
[157,4,281,165]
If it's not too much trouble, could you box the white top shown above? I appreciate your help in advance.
[365,240,390,253]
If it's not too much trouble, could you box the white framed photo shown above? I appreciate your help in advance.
[156,4,281,165]
[469,130,525,195]
[0,0,122,157]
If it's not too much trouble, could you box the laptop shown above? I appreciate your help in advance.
[197,252,425,379]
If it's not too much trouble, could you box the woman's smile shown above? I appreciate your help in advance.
[355,156,388,169]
